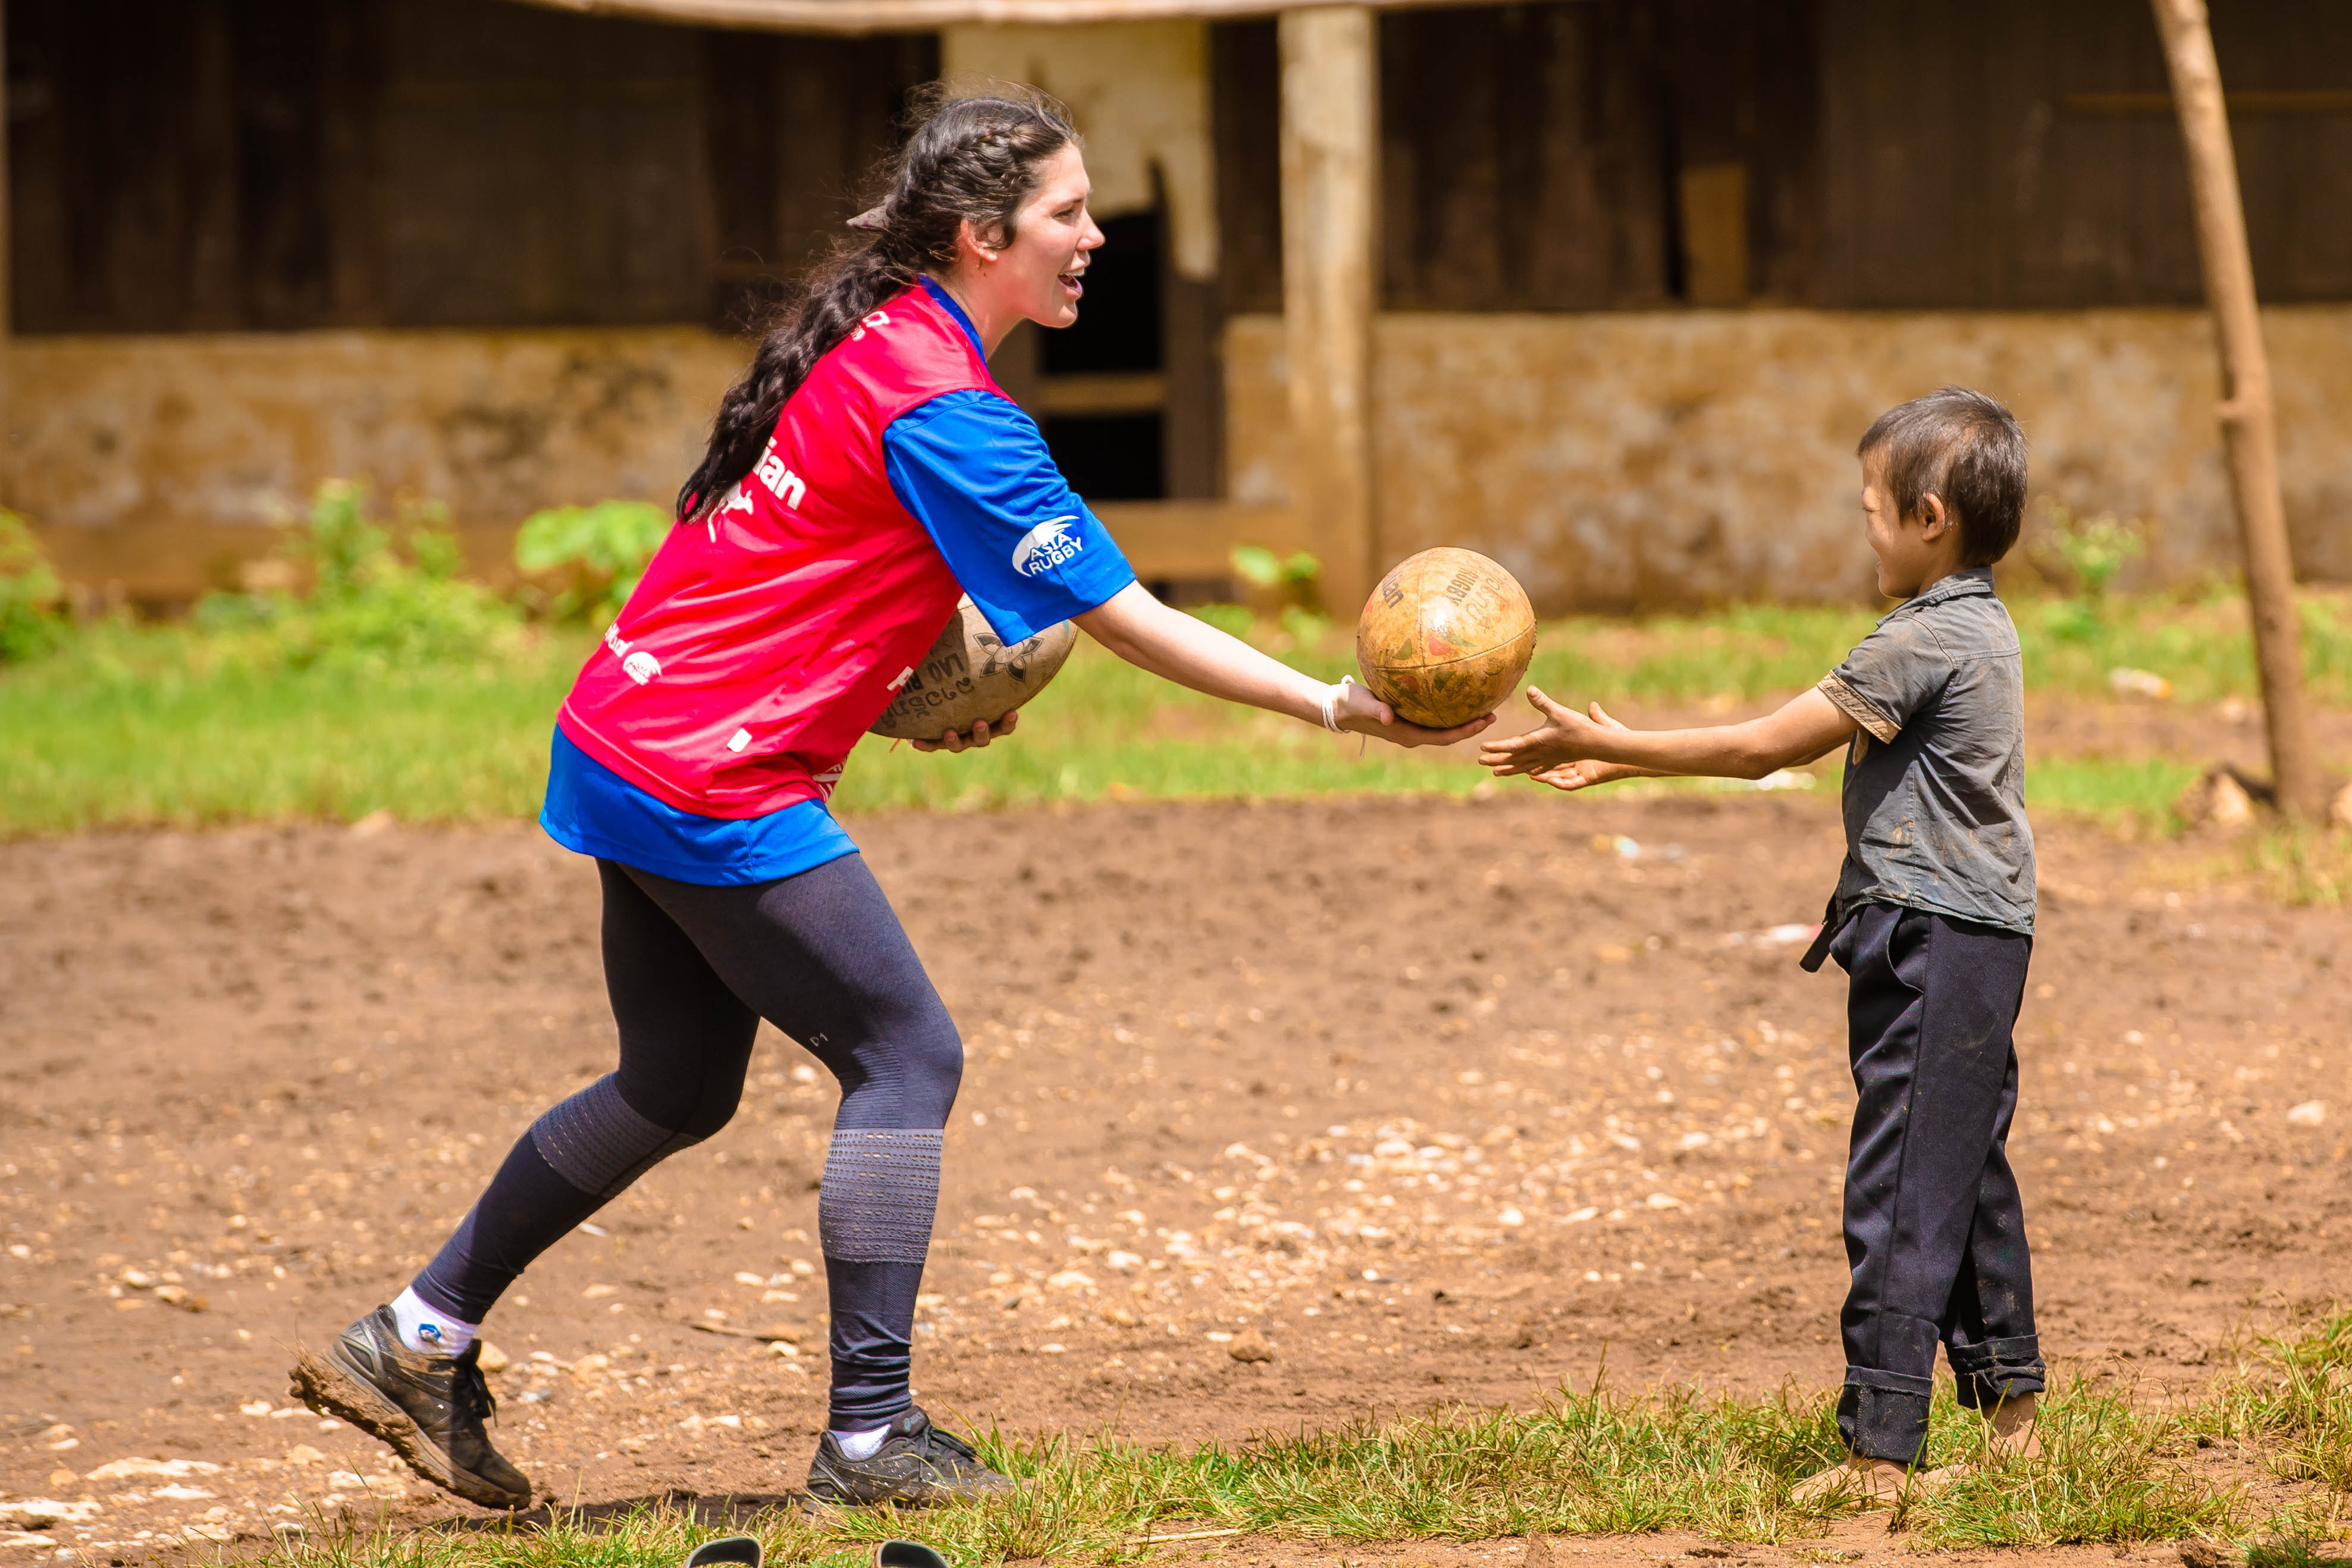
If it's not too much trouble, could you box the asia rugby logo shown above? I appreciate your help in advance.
[1011,515,1083,578]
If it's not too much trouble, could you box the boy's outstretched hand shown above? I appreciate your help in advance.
[1482,682,1857,789]
[1478,688,1631,778]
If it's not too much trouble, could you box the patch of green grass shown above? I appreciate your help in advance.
[1908,1381,2242,1549]
[1510,588,2352,710]
[0,624,584,835]
[1522,604,1881,705]
[2193,1310,2352,1490]
[2022,756,2202,830]
[230,1363,2341,1568]
[835,640,1472,815]
[2239,827,2352,910]
[5,592,2345,836]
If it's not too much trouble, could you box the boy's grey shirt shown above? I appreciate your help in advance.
[1812,566,2036,949]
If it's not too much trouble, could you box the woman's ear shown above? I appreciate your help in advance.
[956,217,999,265]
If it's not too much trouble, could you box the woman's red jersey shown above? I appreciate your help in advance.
[556,285,996,819]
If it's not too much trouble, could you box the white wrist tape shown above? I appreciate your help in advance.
[1319,675,1356,733]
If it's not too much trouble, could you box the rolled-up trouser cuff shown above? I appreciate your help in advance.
[1839,1369,1934,1465]
[1948,1334,2046,1409]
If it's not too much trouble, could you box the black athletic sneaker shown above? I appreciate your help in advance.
[288,1305,533,1510]
[805,1406,1015,1508]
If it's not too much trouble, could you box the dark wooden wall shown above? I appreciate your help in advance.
[703,29,940,330]
[5,0,933,333]
[1214,0,2351,313]
[1210,20,1283,316]
[7,0,384,331]
[1818,0,2352,307]
[14,0,2350,331]
[381,0,705,327]
[1216,0,1813,313]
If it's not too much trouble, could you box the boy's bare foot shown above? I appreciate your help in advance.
[1981,1391,2040,1461]
[1791,1455,1951,1507]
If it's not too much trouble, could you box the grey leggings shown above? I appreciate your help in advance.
[412,852,962,1428]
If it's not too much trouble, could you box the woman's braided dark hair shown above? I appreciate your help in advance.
[676,85,1080,522]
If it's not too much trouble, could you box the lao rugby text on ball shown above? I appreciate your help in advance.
[868,596,1078,742]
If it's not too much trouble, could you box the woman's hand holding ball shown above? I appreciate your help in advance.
[1330,679,1494,748]
[912,709,1019,753]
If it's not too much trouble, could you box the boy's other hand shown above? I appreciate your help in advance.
[1529,759,1624,792]
[1478,688,1619,775]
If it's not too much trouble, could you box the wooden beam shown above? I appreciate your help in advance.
[0,0,11,343]
[1277,4,1376,617]
[1095,500,1299,582]
[507,0,1486,37]
[2149,0,2322,819]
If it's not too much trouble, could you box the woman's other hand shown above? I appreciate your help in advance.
[912,708,1020,754]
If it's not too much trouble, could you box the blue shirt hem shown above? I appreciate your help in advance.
[540,731,859,887]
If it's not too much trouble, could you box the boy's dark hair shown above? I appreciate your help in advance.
[1857,387,2028,566]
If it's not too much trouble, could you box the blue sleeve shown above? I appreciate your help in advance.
[884,389,1138,643]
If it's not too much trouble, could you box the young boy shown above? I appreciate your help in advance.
[1481,386,2043,1498]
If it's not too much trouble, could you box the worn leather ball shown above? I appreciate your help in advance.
[868,596,1077,741]
[1355,548,1536,729]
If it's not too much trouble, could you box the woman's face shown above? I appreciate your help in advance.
[963,143,1102,331]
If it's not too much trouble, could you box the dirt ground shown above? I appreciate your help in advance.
[2,788,2348,1561]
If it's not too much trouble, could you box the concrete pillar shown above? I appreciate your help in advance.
[1278,5,1376,616]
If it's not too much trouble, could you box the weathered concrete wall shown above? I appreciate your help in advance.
[4,328,747,601]
[1227,306,2352,611]
[11,306,2351,610]
[942,21,1218,281]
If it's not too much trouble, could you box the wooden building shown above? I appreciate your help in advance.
[7,0,2351,611]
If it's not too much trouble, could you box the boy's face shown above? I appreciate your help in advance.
[1859,448,1956,599]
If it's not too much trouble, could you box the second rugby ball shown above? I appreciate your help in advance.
[868,596,1077,742]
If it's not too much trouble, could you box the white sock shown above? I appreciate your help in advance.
[390,1286,478,1359]
[830,1425,889,1461]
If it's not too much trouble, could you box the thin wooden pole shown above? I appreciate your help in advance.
[1278,4,1376,616]
[2149,0,2320,819]
[0,0,11,342]
[1,0,14,529]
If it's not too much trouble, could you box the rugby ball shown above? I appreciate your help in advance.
[868,597,1077,742]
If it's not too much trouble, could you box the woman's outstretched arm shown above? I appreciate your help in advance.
[1075,582,1491,749]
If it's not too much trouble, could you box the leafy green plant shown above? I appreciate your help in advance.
[1230,544,1321,593]
[0,511,65,663]
[514,499,671,623]
[1186,602,1255,637]
[2037,504,2151,641]
[194,479,521,672]
[1278,601,1334,649]
[1232,542,1324,617]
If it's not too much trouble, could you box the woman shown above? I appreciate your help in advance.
[290,87,1485,1511]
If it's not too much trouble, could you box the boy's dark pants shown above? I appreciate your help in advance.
[1830,901,2044,1464]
